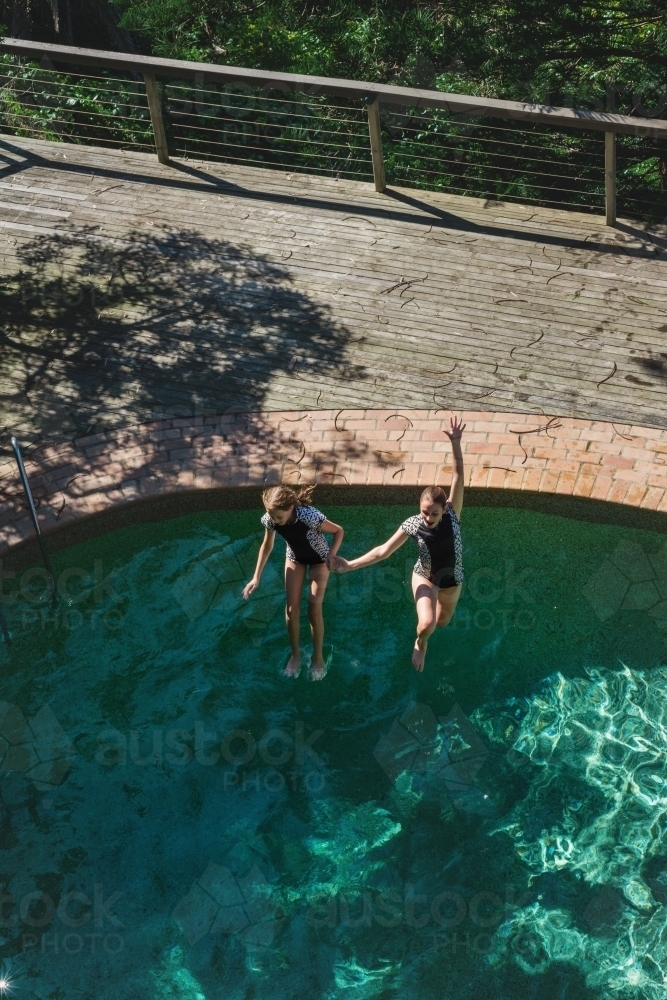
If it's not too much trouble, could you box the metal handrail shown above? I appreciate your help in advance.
[10,436,58,608]
[3,36,667,223]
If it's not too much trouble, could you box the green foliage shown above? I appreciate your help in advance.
[113,0,667,109]
[0,54,154,149]
[2,1,666,218]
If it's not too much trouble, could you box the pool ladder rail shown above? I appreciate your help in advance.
[10,436,58,621]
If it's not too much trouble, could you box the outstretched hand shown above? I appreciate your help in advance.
[242,578,258,599]
[328,555,351,573]
[445,415,466,442]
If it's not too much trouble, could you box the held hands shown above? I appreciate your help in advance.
[242,578,259,599]
[445,415,466,442]
[327,554,351,573]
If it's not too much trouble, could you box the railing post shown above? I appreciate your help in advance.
[605,130,616,226]
[143,72,169,165]
[365,94,386,193]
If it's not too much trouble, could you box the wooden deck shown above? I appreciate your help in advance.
[1,133,667,456]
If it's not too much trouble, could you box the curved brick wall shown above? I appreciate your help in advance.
[1,409,667,554]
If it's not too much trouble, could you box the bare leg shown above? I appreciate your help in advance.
[284,561,306,677]
[308,562,330,680]
[411,572,438,672]
[436,584,462,628]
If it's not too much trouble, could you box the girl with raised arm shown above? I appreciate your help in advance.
[334,416,465,672]
[243,485,343,681]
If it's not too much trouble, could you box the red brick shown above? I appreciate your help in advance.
[346,464,368,485]
[521,469,544,491]
[532,446,566,460]
[539,471,560,494]
[488,468,516,488]
[625,483,647,507]
[85,491,113,513]
[590,477,614,500]
[472,421,509,433]
[154,428,182,441]
[366,464,386,485]
[246,466,267,484]
[606,480,629,504]
[140,477,164,497]
[468,467,489,488]
[573,474,596,497]
[612,469,651,485]
[601,455,634,470]
[419,464,439,485]
[555,472,577,494]
[5,407,667,558]
[581,431,623,455]
[467,443,500,455]
[634,460,666,476]
[577,461,602,476]
[391,463,414,483]
[631,425,663,439]
[463,410,496,422]
[337,418,375,431]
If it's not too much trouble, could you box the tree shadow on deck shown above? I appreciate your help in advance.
[0,226,366,459]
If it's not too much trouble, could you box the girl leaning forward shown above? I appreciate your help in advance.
[243,485,343,680]
[333,416,465,672]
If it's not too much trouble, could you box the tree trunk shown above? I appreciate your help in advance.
[11,0,33,37]
[71,0,137,51]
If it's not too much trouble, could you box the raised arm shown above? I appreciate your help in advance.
[243,528,275,598]
[334,526,408,573]
[445,415,466,518]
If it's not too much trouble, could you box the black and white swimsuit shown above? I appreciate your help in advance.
[401,502,463,589]
[261,505,329,566]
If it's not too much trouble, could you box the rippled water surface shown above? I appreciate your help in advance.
[2,503,667,999]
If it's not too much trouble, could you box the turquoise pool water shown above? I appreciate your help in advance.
[1,503,667,999]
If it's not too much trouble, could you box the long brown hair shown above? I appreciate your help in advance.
[262,484,316,511]
[420,485,447,507]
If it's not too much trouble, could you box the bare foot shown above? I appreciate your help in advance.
[310,659,327,681]
[412,637,427,672]
[283,652,301,678]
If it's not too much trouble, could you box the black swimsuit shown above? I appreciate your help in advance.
[401,502,463,589]
[261,506,329,566]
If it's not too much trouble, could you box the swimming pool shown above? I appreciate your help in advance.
[1,499,667,999]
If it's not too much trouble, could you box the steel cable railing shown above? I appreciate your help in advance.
[1,40,666,223]
[165,80,372,178]
[380,108,606,212]
[0,56,154,151]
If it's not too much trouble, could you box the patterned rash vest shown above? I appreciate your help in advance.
[400,501,463,587]
[261,505,329,564]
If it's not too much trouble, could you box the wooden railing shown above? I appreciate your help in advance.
[3,37,667,224]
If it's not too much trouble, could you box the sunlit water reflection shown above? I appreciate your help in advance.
[1,503,667,998]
